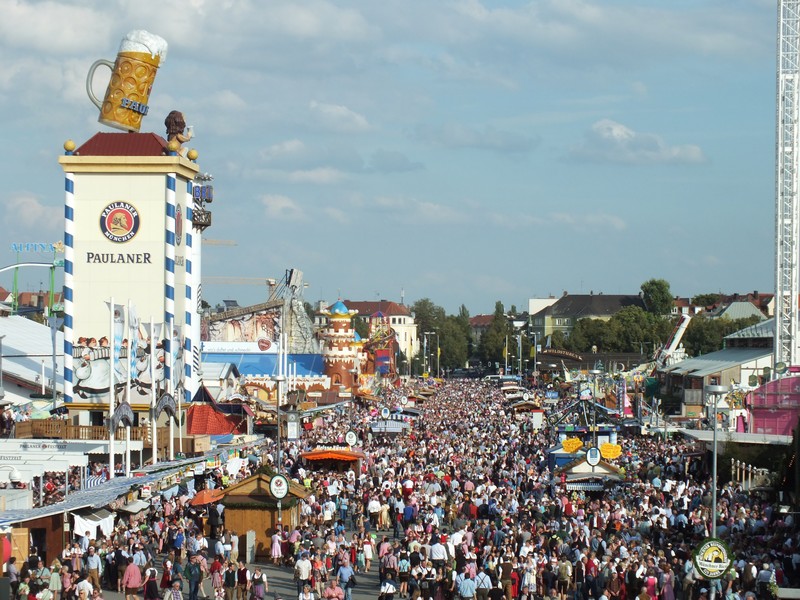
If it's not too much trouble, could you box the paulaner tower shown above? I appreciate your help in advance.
[58,133,204,425]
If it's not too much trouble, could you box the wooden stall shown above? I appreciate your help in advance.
[221,473,309,563]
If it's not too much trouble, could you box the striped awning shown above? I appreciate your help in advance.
[85,474,107,489]
[566,481,605,491]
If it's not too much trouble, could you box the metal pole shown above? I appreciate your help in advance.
[703,384,728,600]
[108,296,115,480]
[0,335,5,404]
[150,317,158,465]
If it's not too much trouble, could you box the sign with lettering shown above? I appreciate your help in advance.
[693,537,733,580]
[600,443,622,460]
[99,202,140,243]
[562,437,583,453]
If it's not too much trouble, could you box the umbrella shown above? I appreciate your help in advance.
[189,488,225,506]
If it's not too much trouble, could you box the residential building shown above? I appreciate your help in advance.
[529,292,646,341]
[705,300,768,321]
[659,318,774,417]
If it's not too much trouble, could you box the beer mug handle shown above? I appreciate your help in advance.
[86,59,115,110]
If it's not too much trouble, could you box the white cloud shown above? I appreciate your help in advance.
[261,140,307,160]
[350,194,466,224]
[0,1,114,54]
[323,207,348,224]
[568,119,706,164]
[414,123,538,153]
[368,149,423,173]
[210,90,247,111]
[286,167,347,184]
[260,194,305,221]
[550,212,627,232]
[309,101,370,133]
[2,193,58,230]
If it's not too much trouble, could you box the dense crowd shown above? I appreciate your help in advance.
[6,379,793,600]
[272,380,788,600]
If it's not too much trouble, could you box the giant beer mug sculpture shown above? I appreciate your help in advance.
[86,30,168,132]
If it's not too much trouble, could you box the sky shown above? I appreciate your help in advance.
[0,0,779,316]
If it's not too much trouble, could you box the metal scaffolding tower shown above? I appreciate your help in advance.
[776,1,800,369]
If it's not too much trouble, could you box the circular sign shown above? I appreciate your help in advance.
[692,537,733,580]
[586,446,601,466]
[100,202,140,243]
[381,407,391,419]
[345,430,358,447]
[522,392,530,401]
[257,337,272,351]
[269,474,289,499]
[400,396,408,406]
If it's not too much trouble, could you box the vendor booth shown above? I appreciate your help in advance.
[221,473,310,563]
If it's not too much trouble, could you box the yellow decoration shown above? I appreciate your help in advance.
[187,148,198,160]
[562,437,583,453]
[600,443,622,459]
[64,140,76,152]
[167,139,180,152]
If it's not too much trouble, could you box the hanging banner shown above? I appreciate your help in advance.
[109,400,135,432]
[155,392,177,419]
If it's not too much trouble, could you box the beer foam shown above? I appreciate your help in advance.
[119,30,169,63]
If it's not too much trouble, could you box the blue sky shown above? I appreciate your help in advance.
[0,0,777,315]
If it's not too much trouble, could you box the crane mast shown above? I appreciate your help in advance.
[776,1,800,369]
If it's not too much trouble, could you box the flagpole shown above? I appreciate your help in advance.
[108,296,115,480]
[125,300,131,478]
[150,316,158,466]
[177,325,183,456]
[169,315,175,461]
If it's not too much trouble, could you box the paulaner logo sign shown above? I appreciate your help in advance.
[692,537,733,580]
[100,202,140,243]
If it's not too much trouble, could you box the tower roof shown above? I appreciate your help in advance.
[75,132,169,156]
[329,300,351,316]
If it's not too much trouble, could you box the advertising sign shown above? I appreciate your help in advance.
[692,538,733,580]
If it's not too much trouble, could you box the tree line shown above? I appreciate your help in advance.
[404,279,766,372]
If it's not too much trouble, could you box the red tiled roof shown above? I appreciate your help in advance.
[469,314,494,327]
[186,403,246,436]
[343,300,412,317]
[76,132,169,156]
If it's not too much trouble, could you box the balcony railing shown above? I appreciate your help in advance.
[14,420,171,446]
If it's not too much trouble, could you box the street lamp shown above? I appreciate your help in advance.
[273,374,286,471]
[0,334,5,402]
[424,331,436,376]
[705,384,728,548]
[588,369,602,447]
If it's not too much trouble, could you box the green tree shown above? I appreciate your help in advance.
[477,301,511,366]
[567,318,616,353]
[411,298,446,337]
[439,316,469,371]
[691,293,721,308]
[641,278,673,316]
[550,330,567,350]
[682,315,764,356]
[352,315,369,339]
[454,304,474,358]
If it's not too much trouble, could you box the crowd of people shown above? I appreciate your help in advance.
[270,380,790,600]
[5,378,794,600]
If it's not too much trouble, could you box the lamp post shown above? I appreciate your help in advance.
[274,374,285,471]
[0,334,5,403]
[705,382,728,591]
[424,332,436,376]
[588,369,602,447]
